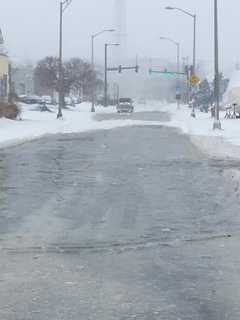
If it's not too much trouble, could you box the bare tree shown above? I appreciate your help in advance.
[34,56,103,101]
[65,58,102,100]
[34,56,59,97]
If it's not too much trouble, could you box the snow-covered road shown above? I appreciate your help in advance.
[1,101,240,160]
[2,116,240,320]
[0,103,163,148]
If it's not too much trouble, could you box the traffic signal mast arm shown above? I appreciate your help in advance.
[149,68,200,86]
[149,68,185,76]
[107,65,139,73]
[107,67,120,71]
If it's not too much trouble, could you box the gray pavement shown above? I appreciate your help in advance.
[1,111,240,319]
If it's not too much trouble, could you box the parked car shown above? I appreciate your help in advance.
[117,98,134,113]
[18,95,43,105]
[41,95,57,105]
[199,104,209,113]
[65,97,76,107]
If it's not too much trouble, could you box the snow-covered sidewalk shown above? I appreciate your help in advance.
[160,103,240,159]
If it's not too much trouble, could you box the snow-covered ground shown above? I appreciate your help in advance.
[157,103,240,159]
[0,102,162,149]
[1,101,240,161]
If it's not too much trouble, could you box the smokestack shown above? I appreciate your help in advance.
[115,0,127,64]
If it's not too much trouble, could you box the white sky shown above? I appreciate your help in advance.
[0,0,238,72]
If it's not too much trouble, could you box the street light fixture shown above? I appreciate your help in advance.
[57,0,73,119]
[213,0,221,129]
[160,37,180,109]
[165,6,197,117]
[91,29,115,113]
[104,43,120,107]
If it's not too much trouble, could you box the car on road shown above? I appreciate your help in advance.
[117,98,134,113]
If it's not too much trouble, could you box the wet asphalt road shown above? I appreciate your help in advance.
[1,111,240,319]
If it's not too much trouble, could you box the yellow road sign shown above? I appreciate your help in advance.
[190,74,200,86]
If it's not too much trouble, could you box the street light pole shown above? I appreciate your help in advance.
[104,43,119,107]
[57,0,72,119]
[213,0,221,129]
[160,37,181,108]
[193,14,196,75]
[91,29,115,112]
[177,42,180,108]
[165,6,197,117]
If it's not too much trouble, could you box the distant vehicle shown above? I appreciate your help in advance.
[65,97,76,107]
[42,96,57,105]
[18,95,43,105]
[117,98,134,113]
[138,97,146,105]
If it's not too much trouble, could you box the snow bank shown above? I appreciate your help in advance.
[224,70,240,105]
[160,104,240,159]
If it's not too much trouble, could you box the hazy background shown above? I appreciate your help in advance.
[0,0,238,73]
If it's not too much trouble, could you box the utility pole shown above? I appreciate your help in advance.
[104,44,108,107]
[176,42,180,108]
[57,1,63,118]
[213,0,221,129]
[91,35,95,112]
[104,43,119,107]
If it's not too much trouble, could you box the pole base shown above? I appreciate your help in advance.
[57,111,63,119]
[91,107,95,113]
[191,111,196,118]
[213,119,222,130]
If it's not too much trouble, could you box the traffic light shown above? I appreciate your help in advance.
[149,68,152,75]
[176,93,181,100]
[118,65,122,73]
[189,65,194,76]
[184,65,189,75]
[135,65,139,73]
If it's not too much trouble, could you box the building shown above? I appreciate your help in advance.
[0,28,10,102]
